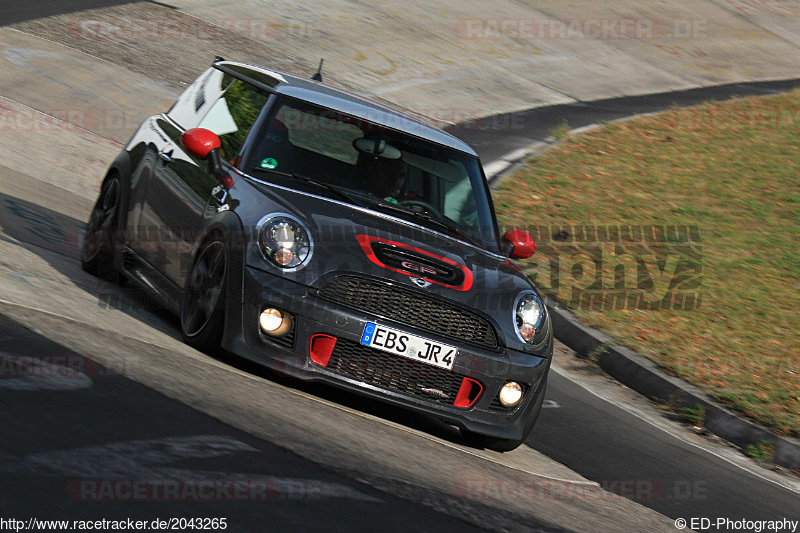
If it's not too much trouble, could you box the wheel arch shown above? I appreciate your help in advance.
[100,151,134,269]
[196,211,248,353]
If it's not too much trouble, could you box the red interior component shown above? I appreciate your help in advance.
[504,229,536,259]
[453,377,483,408]
[309,334,338,367]
[181,128,221,160]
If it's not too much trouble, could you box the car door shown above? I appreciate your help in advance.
[127,68,219,276]
[142,117,215,285]
[138,74,270,287]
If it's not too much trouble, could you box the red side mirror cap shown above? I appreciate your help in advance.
[181,128,221,160]
[503,229,536,259]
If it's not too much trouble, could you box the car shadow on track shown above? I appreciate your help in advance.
[0,190,183,338]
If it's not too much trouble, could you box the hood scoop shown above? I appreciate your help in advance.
[356,235,473,291]
[374,243,463,285]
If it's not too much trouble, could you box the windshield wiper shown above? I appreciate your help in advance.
[372,201,482,247]
[248,167,364,208]
[421,214,482,247]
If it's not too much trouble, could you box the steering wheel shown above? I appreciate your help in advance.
[399,198,441,219]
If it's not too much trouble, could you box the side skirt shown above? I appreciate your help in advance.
[119,247,184,316]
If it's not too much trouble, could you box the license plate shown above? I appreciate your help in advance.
[360,322,457,370]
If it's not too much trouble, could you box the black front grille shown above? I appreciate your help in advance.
[317,276,499,349]
[327,338,465,405]
[265,328,295,350]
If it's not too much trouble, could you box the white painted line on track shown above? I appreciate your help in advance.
[550,365,800,494]
[569,123,600,135]
[502,148,532,162]
[482,160,510,178]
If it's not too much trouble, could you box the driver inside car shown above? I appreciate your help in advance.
[367,157,407,203]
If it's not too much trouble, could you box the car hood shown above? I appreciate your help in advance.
[240,180,541,347]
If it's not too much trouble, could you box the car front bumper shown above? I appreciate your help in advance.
[222,265,552,441]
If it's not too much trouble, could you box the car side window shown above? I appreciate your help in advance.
[197,77,269,161]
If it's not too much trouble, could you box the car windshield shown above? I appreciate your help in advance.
[246,96,500,251]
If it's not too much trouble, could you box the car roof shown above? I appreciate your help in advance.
[215,61,478,157]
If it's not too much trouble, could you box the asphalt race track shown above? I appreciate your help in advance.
[1,1,799,532]
[448,78,800,164]
[0,312,490,532]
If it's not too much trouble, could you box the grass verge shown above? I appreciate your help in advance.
[494,90,800,437]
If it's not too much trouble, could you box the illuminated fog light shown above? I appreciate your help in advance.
[259,308,293,337]
[499,382,523,407]
[274,248,294,266]
[259,308,284,332]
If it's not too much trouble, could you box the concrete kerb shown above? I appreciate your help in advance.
[485,119,800,471]
[486,142,547,187]
[485,113,660,187]
[545,299,800,470]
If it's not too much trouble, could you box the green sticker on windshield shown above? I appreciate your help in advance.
[260,158,278,170]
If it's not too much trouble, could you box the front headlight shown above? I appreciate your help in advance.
[514,291,546,344]
[257,214,312,269]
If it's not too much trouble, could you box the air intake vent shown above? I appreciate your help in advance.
[326,337,469,405]
[371,242,465,286]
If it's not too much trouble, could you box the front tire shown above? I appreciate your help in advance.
[181,237,227,354]
[81,175,121,280]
